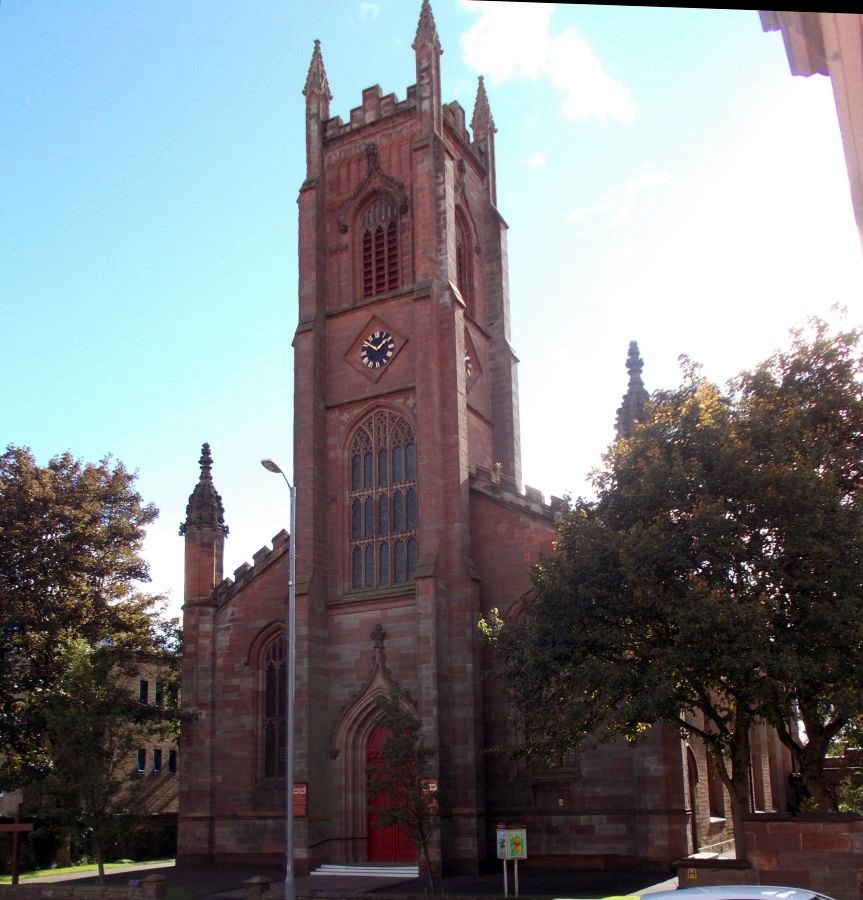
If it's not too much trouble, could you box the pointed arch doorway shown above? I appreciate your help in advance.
[366,725,416,863]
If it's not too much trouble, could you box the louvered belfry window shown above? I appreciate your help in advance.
[362,198,399,298]
[349,410,417,590]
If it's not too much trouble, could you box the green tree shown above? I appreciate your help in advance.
[481,320,863,855]
[367,688,446,894]
[733,321,863,809]
[0,445,167,784]
[27,639,150,882]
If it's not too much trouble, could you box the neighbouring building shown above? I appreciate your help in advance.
[760,11,863,249]
[128,658,179,860]
[178,1,794,875]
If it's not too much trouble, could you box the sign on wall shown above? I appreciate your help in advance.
[293,782,308,818]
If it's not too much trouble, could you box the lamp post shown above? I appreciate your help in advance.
[261,458,296,900]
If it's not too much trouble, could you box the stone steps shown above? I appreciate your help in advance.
[311,863,419,878]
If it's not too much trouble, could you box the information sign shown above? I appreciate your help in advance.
[293,782,308,818]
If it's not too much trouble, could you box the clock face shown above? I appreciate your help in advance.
[360,330,395,369]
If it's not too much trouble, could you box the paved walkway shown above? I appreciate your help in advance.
[20,861,678,900]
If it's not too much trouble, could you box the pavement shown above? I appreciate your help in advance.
[18,861,679,900]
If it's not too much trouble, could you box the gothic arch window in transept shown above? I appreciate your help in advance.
[261,632,287,779]
[349,410,417,590]
[361,197,400,299]
[455,211,473,316]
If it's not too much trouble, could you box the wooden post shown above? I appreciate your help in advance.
[0,810,34,885]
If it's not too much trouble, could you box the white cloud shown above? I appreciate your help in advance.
[525,151,547,168]
[566,168,671,227]
[460,1,635,123]
[565,203,600,223]
[359,1,381,20]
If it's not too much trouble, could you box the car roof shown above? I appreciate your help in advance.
[620,887,833,900]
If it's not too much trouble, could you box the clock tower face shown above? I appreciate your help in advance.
[360,329,395,369]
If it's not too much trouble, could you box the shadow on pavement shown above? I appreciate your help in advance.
[47,862,676,899]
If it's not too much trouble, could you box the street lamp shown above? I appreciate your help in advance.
[261,458,296,900]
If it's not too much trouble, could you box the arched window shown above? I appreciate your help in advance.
[361,197,399,298]
[707,748,726,819]
[455,213,473,316]
[261,633,286,779]
[349,410,417,590]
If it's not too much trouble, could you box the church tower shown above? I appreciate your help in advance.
[292,0,521,873]
[178,1,563,875]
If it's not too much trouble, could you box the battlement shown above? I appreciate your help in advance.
[213,528,290,599]
[470,465,565,524]
[322,83,474,150]
[324,83,416,140]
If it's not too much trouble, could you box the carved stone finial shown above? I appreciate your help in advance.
[471,75,496,135]
[413,0,442,54]
[199,442,213,480]
[303,38,332,101]
[179,443,229,537]
[615,341,649,439]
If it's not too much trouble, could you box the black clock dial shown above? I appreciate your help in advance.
[360,330,395,369]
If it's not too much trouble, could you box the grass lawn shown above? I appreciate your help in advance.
[0,859,175,885]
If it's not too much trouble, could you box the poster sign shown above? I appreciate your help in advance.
[496,824,527,860]
[506,828,527,860]
[293,782,308,818]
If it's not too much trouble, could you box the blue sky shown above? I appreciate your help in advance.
[2,2,861,616]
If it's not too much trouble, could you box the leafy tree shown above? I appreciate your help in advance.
[0,445,167,784]
[26,639,151,883]
[367,688,446,894]
[732,321,863,808]
[481,320,863,855]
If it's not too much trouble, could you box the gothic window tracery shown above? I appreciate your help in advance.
[261,632,286,779]
[361,197,400,298]
[349,410,417,590]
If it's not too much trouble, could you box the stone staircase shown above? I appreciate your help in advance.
[311,863,419,879]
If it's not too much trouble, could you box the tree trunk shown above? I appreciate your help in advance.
[418,831,440,895]
[708,714,753,861]
[95,838,105,885]
[797,749,837,811]
[790,704,842,811]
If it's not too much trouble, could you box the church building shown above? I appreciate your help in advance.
[178,1,792,875]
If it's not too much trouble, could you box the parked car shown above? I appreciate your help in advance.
[621,887,837,900]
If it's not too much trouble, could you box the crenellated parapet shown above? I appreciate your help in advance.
[320,83,485,166]
[470,464,564,525]
[211,528,291,602]
[307,3,492,176]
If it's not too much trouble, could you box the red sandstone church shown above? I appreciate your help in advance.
[178,1,794,875]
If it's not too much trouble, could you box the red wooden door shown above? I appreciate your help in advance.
[366,726,416,863]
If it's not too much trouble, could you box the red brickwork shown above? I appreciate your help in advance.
[679,815,863,900]
[747,814,863,900]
